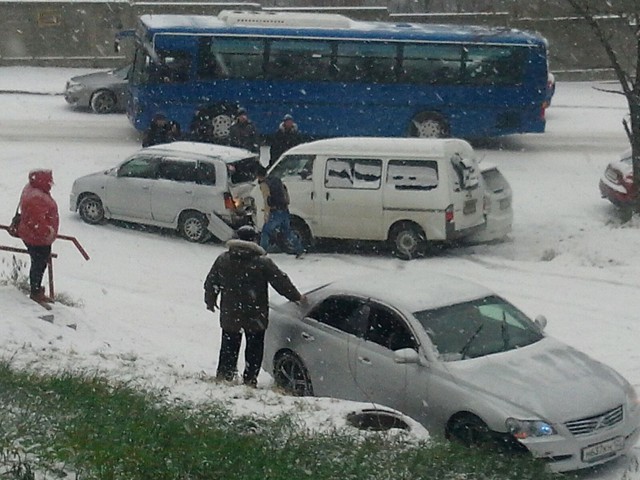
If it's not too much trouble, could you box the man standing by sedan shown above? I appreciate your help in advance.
[203,225,305,387]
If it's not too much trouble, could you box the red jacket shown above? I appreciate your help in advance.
[18,170,59,246]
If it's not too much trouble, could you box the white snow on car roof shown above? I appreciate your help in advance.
[322,271,493,313]
[285,137,475,159]
[144,141,255,163]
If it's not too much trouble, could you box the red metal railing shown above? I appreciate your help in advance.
[0,225,90,298]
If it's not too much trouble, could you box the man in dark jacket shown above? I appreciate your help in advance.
[203,225,305,387]
[268,114,303,168]
[142,113,178,147]
[256,166,305,257]
[228,108,259,153]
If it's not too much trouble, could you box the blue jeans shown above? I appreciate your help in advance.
[260,210,304,255]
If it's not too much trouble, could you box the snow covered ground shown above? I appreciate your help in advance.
[1,67,639,478]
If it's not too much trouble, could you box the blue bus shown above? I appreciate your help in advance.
[126,10,549,140]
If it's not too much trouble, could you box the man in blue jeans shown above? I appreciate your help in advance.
[256,166,305,258]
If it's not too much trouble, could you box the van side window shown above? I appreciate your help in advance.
[197,161,216,186]
[325,158,382,189]
[387,160,438,190]
[270,154,314,181]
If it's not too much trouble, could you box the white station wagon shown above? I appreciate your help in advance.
[69,142,259,242]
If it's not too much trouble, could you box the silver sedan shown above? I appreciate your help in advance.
[64,65,130,114]
[264,271,640,472]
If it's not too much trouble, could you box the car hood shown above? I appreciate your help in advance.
[69,70,124,87]
[445,337,627,422]
[73,169,111,189]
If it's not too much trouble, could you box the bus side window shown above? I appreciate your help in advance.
[150,51,191,84]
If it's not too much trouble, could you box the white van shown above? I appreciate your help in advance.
[249,137,486,259]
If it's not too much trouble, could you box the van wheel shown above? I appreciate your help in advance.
[410,113,449,138]
[291,218,313,250]
[179,212,211,243]
[389,223,427,260]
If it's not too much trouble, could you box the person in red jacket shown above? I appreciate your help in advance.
[17,169,59,303]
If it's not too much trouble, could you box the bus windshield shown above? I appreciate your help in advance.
[126,11,549,141]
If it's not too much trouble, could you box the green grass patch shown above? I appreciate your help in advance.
[0,361,565,480]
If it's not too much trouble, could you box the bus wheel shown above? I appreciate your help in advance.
[389,222,427,260]
[410,113,449,138]
[210,112,233,140]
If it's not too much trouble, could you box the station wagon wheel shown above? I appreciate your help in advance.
[78,194,105,224]
[273,352,314,396]
[389,223,427,260]
[410,113,449,138]
[90,90,117,114]
[179,211,211,243]
[447,413,492,448]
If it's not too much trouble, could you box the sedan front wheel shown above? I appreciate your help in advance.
[78,194,105,224]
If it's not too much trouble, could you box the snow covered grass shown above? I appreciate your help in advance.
[0,362,559,480]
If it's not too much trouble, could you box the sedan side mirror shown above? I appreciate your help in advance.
[394,348,420,364]
[534,315,547,331]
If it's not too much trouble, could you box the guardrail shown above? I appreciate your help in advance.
[0,226,90,299]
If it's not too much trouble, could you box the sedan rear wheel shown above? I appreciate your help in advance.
[90,90,117,114]
[273,352,314,396]
[78,194,105,224]
[179,212,211,243]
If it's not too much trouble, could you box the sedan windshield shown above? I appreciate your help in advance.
[413,295,543,361]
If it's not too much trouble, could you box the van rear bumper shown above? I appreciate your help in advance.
[445,221,485,241]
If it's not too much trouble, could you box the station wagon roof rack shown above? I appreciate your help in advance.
[218,9,353,29]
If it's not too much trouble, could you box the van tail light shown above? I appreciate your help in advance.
[223,192,236,210]
[445,204,454,223]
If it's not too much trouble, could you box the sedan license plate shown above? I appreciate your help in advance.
[581,436,624,463]
[463,199,477,215]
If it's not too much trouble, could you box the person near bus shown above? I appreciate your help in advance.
[203,224,305,387]
[17,169,59,304]
[269,114,303,168]
[142,113,178,147]
[256,165,305,257]
[228,108,259,153]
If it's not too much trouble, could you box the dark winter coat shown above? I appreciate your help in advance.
[142,120,177,147]
[203,239,302,333]
[264,176,290,211]
[228,119,259,152]
[269,123,302,166]
[18,170,59,246]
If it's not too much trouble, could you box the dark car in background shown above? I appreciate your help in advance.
[64,65,130,114]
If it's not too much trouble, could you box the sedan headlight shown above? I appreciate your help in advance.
[506,418,556,439]
[65,82,83,93]
[624,382,639,412]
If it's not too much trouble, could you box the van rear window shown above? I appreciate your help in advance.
[227,156,260,185]
[387,160,438,190]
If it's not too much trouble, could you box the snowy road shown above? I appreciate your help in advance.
[1,70,639,479]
